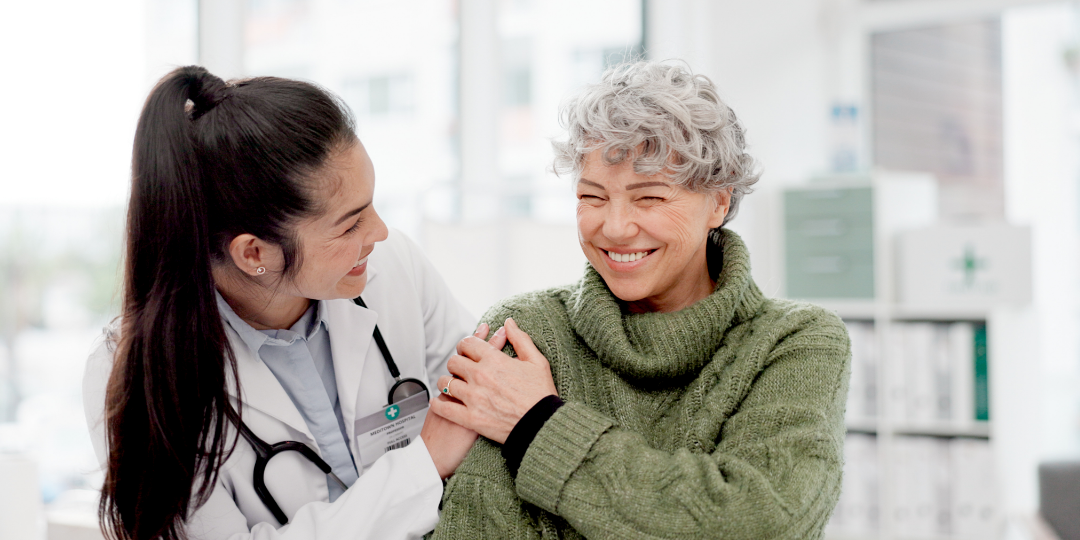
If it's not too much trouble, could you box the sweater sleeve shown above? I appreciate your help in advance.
[435,313,850,540]
[432,438,545,540]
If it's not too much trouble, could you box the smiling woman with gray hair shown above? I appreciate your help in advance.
[429,61,851,540]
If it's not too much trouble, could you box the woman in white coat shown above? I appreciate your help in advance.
[82,66,490,540]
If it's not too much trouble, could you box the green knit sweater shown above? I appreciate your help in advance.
[432,230,850,540]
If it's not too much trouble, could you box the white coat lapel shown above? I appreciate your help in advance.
[224,326,314,442]
[324,263,380,454]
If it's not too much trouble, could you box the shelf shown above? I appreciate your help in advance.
[805,299,877,320]
[845,420,992,439]
[891,422,991,439]
[782,177,1034,540]
[845,418,879,434]
[889,306,991,322]
[800,300,991,321]
[827,535,990,540]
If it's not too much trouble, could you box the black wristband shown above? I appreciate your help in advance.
[501,395,565,477]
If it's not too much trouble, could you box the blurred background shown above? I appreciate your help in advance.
[1,0,1079,538]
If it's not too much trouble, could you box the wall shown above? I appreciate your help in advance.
[646,0,833,297]
[1003,2,1080,459]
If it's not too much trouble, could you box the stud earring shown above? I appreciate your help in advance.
[256,267,266,275]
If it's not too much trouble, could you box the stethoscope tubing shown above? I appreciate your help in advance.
[237,420,347,525]
[353,297,430,404]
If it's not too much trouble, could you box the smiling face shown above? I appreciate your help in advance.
[576,150,731,313]
[286,141,388,300]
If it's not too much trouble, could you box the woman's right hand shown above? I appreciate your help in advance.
[419,409,477,478]
[420,323,507,478]
[431,319,556,444]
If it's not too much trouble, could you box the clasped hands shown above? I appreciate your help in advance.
[431,318,558,444]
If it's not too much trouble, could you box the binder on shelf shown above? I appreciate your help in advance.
[973,323,989,422]
[949,323,975,425]
[902,323,937,423]
[930,438,953,535]
[950,438,998,537]
[827,433,879,536]
[891,437,923,535]
[844,320,877,422]
[885,324,908,423]
[893,436,951,536]
[931,323,953,421]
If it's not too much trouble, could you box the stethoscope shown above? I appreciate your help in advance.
[236,295,430,526]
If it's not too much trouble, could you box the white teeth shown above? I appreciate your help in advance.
[607,250,649,263]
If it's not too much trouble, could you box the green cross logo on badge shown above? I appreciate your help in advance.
[385,404,400,421]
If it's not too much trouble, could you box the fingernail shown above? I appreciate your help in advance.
[506,317,517,327]
[495,326,506,337]
[474,322,488,336]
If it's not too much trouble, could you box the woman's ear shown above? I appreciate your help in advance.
[228,234,280,277]
[708,188,733,229]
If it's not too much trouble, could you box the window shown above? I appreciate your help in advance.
[245,0,459,239]
[343,74,415,117]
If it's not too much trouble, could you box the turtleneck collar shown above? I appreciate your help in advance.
[564,228,765,382]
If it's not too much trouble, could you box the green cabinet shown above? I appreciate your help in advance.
[784,186,875,299]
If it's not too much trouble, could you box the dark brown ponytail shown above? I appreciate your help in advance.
[100,66,355,540]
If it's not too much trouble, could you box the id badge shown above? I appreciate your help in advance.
[354,391,429,469]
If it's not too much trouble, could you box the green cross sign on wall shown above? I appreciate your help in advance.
[952,244,988,287]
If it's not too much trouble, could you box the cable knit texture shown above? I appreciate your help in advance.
[431,230,850,540]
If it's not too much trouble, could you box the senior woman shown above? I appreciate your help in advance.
[429,61,850,540]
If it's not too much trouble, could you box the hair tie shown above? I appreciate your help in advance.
[187,70,230,120]
[189,91,229,120]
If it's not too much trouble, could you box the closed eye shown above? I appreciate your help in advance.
[344,218,363,235]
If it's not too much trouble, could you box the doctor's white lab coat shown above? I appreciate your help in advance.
[83,230,477,540]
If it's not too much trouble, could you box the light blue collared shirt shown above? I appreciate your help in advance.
[216,292,358,502]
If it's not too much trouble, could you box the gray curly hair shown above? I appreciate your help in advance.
[552,61,760,225]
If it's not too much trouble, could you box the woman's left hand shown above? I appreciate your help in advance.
[431,318,557,444]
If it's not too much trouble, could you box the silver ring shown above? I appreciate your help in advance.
[441,379,455,398]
